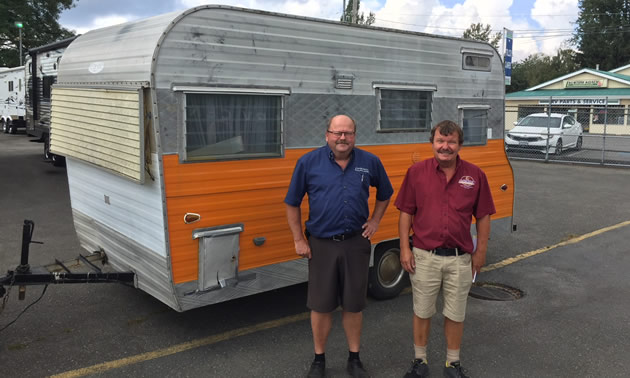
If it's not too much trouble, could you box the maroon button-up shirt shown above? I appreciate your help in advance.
[394,156,496,254]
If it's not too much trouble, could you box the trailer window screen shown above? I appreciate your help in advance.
[185,94,282,160]
[378,89,432,131]
[460,108,488,145]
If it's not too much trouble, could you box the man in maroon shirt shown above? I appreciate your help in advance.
[395,120,495,378]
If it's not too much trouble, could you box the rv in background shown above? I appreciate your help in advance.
[50,5,515,312]
[25,37,77,165]
[0,66,26,134]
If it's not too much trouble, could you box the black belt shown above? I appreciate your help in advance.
[316,230,362,242]
[430,247,466,256]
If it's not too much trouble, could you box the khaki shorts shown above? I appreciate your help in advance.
[410,247,473,322]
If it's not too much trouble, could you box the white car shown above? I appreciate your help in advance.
[505,113,583,154]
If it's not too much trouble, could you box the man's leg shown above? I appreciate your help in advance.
[342,310,362,352]
[413,314,432,347]
[444,317,464,351]
[311,310,333,354]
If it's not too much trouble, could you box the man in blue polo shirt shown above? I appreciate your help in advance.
[285,114,393,378]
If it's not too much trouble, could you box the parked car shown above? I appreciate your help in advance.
[505,113,583,154]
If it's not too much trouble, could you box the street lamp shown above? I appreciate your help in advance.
[15,21,23,66]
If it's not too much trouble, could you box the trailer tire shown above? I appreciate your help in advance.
[1,119,8,133]
[368,241,409,300]
[44,137,51,160]
[8,121,16,134]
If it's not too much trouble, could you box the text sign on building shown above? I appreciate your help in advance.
[539,98,619,105]
[563,79,608,88]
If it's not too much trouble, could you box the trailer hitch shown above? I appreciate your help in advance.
[0,220,135,300]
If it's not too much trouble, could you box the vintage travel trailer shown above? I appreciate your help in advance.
[0,66,26,134]
[49,5,514,311]
[25,37,77,164]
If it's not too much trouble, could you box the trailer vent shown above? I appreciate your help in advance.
[335,75,354,89]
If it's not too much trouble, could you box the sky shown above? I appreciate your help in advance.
[58,0,580,62]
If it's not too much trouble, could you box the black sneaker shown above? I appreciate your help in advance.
[307,359,326,378]
[347,358,370,378]
[443,361,469,378]
[404,358,429,378]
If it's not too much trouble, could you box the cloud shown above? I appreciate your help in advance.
[65,15,138,35]
[530,0,579,56]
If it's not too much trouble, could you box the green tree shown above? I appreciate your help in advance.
[571,0,630,70]
[0,0,76,67]
[341,0,376,26]
[508,49,580,93]
[462,23,502,49]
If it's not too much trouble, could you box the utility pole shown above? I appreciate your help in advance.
[352,0,358,23]
[15,22,23,66]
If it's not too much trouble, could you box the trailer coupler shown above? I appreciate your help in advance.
[0,220,135,300]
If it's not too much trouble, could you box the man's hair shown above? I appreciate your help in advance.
[327,114,357,131]
[430,120,464,145]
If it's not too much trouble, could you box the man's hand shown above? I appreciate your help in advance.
[362,218,380,239]
[400,246,415,274]
[294,238,312,259]
[471,249,486,275]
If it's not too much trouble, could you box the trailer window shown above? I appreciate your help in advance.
[185,93,282,161]
[42,76,55,100]
[377,89,432,131]
[459,107,489,145]
[8,81,14,92]
[462,53,492,72]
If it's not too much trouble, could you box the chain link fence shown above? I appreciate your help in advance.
[505,98,630,167]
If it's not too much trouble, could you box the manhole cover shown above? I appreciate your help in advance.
[468,282,523,301]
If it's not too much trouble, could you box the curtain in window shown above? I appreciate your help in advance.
[186,94,281,159]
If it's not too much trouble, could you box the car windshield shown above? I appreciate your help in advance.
[518,116,561,128]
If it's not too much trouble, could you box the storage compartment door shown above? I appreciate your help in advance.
[193,224,244,291]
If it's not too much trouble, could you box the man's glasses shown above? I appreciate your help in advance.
[327,130,356,137]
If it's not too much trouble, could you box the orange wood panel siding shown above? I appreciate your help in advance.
[163,140,513,284]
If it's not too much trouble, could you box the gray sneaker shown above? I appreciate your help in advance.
[404,358,429,378]
[443,361,469,378]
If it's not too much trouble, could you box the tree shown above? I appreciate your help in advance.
[0,0,76,67]
[341,0,376,26]
[462,23,502,49]
[508,49,580,93]
[571,0,630,70]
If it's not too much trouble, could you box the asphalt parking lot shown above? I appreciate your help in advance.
[1,130,630,377]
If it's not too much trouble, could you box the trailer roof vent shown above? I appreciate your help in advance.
[335,74,354,89]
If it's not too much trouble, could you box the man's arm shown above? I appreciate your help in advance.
[471,214,491,275]
[286,204,311,259]
[362,198,390,239]
[398,211,415,274]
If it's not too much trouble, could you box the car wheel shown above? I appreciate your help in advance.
[576,136,583,150]
[368,242,408,300]
[555,139,563,155]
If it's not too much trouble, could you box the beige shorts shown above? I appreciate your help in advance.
[410,247,473,322]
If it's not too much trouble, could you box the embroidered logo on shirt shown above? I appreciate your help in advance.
[458,176,476,189]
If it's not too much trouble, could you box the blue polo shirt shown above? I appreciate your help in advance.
[285,145,393,238]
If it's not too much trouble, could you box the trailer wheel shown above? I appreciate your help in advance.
[44,137,51,160]
[8,120,16,134]
[1,119,8,134]
[51,154,66,167]
[368,241,408,300]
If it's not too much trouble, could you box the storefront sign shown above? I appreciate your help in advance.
[563,79,608,88]
[539,98,619,105]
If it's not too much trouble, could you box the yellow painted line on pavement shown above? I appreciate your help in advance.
[52,219,630,377]
[482,219,630,272]
[50,312,310,378]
